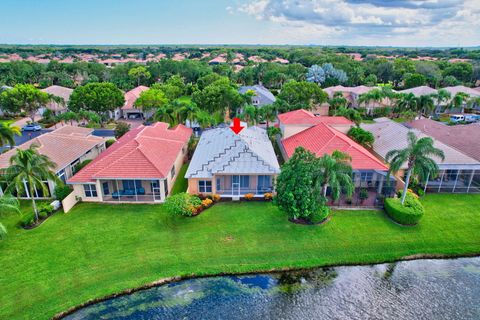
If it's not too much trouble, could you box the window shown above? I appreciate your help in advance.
[198,180,212,193]
[122,180,142,190]
[57,170,66,183]
[240,176,250,188]
[164,179,168,196]
[216,178,221,191]
[170,165,176,178]
[151,180,160,192]
[84,184,98,198]
[360,172,373,182]
[102,182,110,195]
[258,175,271,191]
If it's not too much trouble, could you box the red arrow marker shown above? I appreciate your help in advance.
[230,117,244,134]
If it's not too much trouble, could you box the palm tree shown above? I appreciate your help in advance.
[258,104,277,128]
[431,89,451,113]
[386,131,445,205]
[328,92,348,114]
[153,105,177,126]
[242,105,259,125]
[5,145,59,223]
[359,89,385,112]
[449,92,470,113]
[395,93,418,116]
[196,110,215,129]
[316,150,354,201]
[0,123,21,149]
[178,101,200,127]
[0,195,20,239]
[417,95,435,118]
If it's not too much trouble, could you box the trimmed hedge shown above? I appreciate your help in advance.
[309,206,330,224]
[385,192,424,225]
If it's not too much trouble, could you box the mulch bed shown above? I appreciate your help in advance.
[289,215,331,226]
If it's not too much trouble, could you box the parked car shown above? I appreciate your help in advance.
[22,123,42,131]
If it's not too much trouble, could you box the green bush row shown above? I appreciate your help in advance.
[384,192,424,225]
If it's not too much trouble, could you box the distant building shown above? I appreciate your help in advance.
[239,84,276,107]
[121,86,150,120]
[41,85,73,115]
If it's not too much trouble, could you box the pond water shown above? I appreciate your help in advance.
[66,257,480,320]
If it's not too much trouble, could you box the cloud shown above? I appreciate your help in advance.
[235,0,480,46]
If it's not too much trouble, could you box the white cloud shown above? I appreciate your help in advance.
[235,0,480,46]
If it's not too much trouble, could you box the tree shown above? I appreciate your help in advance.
[0,195,20,239]
[316,151,354,201]
[0,84,52,122]
[386,131,445,205]
[306,63,348,86]
[449,92,470,113]
[275,147,323,220]
[442,62,473,83]
[5,145,59,223]
[431,89,451,111]
[128,66,151,86]
[0,123,21,149]
[404,73,426,89]
[152,75,186,100]
[442,75,460,86]
[277,81,327,110]
[328,91,348,113]
[114,122,130,139]
[177,100,200,127]
[241,105,259,125]
[334,107,362,125]
[395,93,418,114]
[135,88,169,113]
[364,74,377,86]
[358,89,386,112]
[257,104,277,128]
[347,127,375,148]
[69,83,125,122]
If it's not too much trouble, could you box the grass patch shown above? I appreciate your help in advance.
[0,194,479,319]
[170,163,189,195]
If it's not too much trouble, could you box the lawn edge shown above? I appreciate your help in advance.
[53,251,480,320]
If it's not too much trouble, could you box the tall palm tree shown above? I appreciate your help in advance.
[449,92,470,113]
[242,105,259,125]
[0,123,21,149]
[395,93,418,115]
[153,105,177,126]
[359,89,385,111]
[328,92,348,114]
[5,145,59,223]
[178,101,200,127]
[386,131,445,205]
[417,95,435,118]
[258,104,277,128]
[316,150,354,201]
[0,195,20,239]
[431,89,451,113]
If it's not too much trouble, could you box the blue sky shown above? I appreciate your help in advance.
[1,0,479,46]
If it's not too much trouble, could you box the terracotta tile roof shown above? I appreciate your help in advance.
[41,85,73,112]
[278,109,353,125]
[281,123,387,170]
[0,126,104,172]
[122,86,149,110]
[406,118,480,162]
[68,122,192,183]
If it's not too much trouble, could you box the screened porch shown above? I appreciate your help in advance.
[214,175,274,196]
[100,179,167,202]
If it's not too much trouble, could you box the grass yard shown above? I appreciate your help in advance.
[170,163,189,194]
[0,194,479,319]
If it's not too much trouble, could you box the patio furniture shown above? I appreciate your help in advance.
[112,187,145,199]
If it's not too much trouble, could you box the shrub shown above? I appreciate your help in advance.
[385,192,424,225]
[106,139,116,148]
[309,206,330,224]
[74,159,92,173]
[264,192,273,201]
[54,184,72,201]
[359,188,369,201]
[115,122,131,139]
[244,193,254,200]
[38,203,54,219]
[210,194,221,202]
[20,212,35,227]
[165,193,202,217]
[201,198,213,208]
[417,189,425,197]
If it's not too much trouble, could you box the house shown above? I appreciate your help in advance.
[362,118,480,193]
[121,86,150,120]
[397,86,437,97]
[279,112,393,205]
[67,122,192,203]
[238,84,276,108]
[406,118,480,162]
[277,109,354,138]
[185,125,280,198]
[323,85,389,113]
[0,126,105,198]
[41,85,73,115]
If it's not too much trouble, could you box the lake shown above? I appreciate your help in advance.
[66,257,480,320]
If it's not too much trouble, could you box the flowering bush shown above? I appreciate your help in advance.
[202,198,213,208]
[264,193,273,201]
[211,194,221,202]
[244,193,255,200]
[165,193,202,217]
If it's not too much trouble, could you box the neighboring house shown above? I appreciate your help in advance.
[280,121,394,202]
[277,109,354,139]
[398,85,437,97]
[442,86,480,113]
[41,85,73,115]
[185,126,280,198]
[239,84,276,108]
[406,118,480,162]
[0,126,106,198]
[121,86,150,120]
[362,118,480,193]
[67,122,192,203]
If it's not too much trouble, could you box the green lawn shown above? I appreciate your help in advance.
[170,163,189,195]
[0,194,479,319]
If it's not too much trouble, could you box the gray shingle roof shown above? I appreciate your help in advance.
[239,85,276,106]
[361,118,480,170]
[185,126,280,179]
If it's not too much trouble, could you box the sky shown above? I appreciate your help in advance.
[0,0,479,47]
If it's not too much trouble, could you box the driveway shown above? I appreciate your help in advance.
[0,129,51,152]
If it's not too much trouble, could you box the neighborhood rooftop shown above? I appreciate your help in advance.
[185,126,280,179]
[277,109,353,125]
[68,122,192,183]
[238,84,276,106]
[281,122,388,171]
[361,118,480,169]
[0,125,104,172]
[406,118,480,162]
[122,85,149,110]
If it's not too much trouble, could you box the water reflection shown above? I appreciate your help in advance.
[66,257,480,320]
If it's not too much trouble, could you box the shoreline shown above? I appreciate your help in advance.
[53,251,480,319]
